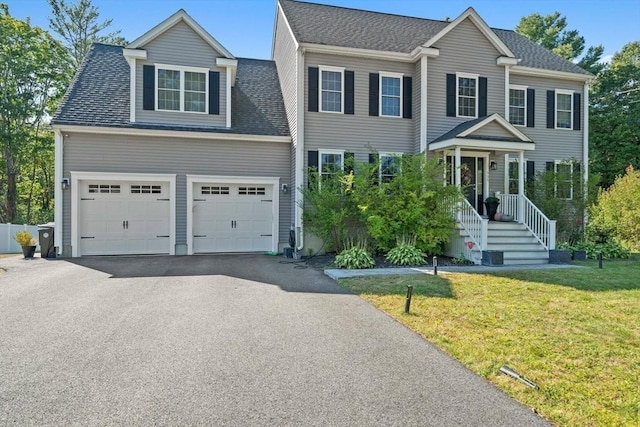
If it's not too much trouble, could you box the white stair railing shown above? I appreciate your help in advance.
[457,199,488,251]
[498,194,556,250]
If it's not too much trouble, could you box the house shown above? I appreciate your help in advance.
[272,0,592,264]
[53,1,592,264]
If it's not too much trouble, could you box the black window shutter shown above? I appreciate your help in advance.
[308,67,319,112]
[368,153,379,185]
[369,73,379,116]
[478,77,488,117]
[344,152,354,174]
[526,88,535,127]
[344,71,354,115]
[143,65,155,110]
[546,161,554,171]
[209,71,220,115]
[446,74,456,117]
[308,151,319,170]
[403,76,412,119]
[574,162,581,176]
[547,90,555,128]
[573,93,581,130]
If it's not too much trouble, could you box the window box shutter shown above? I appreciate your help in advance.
[526,88,535,127]
[308,67,319,112]
[547,90,555,128]
[446,74,456,117]
[344,152,354,174]
[573,93,581,130]
[546,161,554,171]
[526,160,535,191]
[403,76,412,119]
[209,71,220,115]
[369,73,379,116]
[308,151,319,170]
[368,153,379,185]
[143,65,155,110]
[345,71,355,115]
[479,77,488,117]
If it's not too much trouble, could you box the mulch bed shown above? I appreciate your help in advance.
[303,253,473,269]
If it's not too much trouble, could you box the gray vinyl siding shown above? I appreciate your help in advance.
[413,59,422,153]
[427,18,505,143]
[469,121,514,139]
[134,21,228,127]
[304,52,415,163]
[272,7,299,224]
[62,132,290,254]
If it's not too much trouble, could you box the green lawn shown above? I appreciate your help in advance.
[340,256,640,427]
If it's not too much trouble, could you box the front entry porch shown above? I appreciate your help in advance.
[430,113,557,265]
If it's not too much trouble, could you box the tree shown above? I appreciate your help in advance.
[516,12,605,74]
[0,4,69,222]
[48,0,126,71]
[590,42,640,188]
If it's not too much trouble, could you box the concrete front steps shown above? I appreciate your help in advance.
[457,221,549,266]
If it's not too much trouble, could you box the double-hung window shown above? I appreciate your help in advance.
[555,90,573,129]
[380,153,400,182]
[554,161,573,199]
[380,73,402,117]
[457,73,478,118]
[507,158,528,194]
[320,66,344,113]
[319,150,344,178]
[156,65,208,113]
[509,85,527,126]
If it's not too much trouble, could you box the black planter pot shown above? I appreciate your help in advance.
[572,250,587,261]
[21,245,36,259]
[484,201,500,220]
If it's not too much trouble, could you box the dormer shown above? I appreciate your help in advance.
[123,10,237,128]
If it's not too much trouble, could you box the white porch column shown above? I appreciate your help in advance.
[454,147,461,187]
[518,150,525,223]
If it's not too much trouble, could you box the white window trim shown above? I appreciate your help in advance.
[554,160,573,199]
[456,72,479,119]
[319,149,345,175]
[555,89,574,130]
[508,84,528,127]
[319,65,345,114]
[155,63,209,114]
[504,155,528,194]
[379,152,402,181]
[379,72,403,118]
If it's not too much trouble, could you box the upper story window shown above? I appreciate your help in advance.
[555,90,573,129]
[380,73,402,117]
[319,150,344,178]
[320,66,344,113]
[380,153,400,182]
[156,64,208,113]
[509,85,527,126]
[457,73,478,118]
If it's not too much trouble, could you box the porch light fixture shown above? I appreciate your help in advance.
[281,183,288,193]
[61,178,70,190]
[490,161,498,171]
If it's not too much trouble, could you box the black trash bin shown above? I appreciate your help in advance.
[38,223,56,259]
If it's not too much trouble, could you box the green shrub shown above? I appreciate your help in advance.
[385,236,426,266]
[558,241,631,259]
[587,165,640,251]
[335,245,375,269]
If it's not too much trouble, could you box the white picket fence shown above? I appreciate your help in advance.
[0,223,41,253]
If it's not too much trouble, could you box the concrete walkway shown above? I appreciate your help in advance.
[1,254,549,426]
[325,263,579,280]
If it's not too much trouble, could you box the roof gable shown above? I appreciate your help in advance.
[431,113,532,144]
[422,7,514,57]
[127,9,235,59]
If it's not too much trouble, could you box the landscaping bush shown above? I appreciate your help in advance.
[385,236,426,266]
[335,244,375,269]
[587,165,640,251]
[558,241,631,259]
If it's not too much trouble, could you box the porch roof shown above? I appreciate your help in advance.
[429,113,535,152]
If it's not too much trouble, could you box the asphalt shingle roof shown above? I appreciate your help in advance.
[52,44,290,137]
[280,0,592,77]
[431,116,532,144]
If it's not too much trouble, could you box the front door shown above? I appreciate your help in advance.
[448,156,485,214]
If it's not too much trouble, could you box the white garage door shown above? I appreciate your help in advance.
[79,181,171,256]
[193,184,274,253]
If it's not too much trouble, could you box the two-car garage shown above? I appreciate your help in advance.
[71,172,279,257]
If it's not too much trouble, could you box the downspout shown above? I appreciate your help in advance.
[295,47,305,251]
[54,130,63,254]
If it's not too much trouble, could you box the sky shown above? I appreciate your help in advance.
[7,0,640,62]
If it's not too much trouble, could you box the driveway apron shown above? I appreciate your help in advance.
[0,254,549,426]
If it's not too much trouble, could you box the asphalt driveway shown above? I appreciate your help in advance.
[0,254,549,426]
